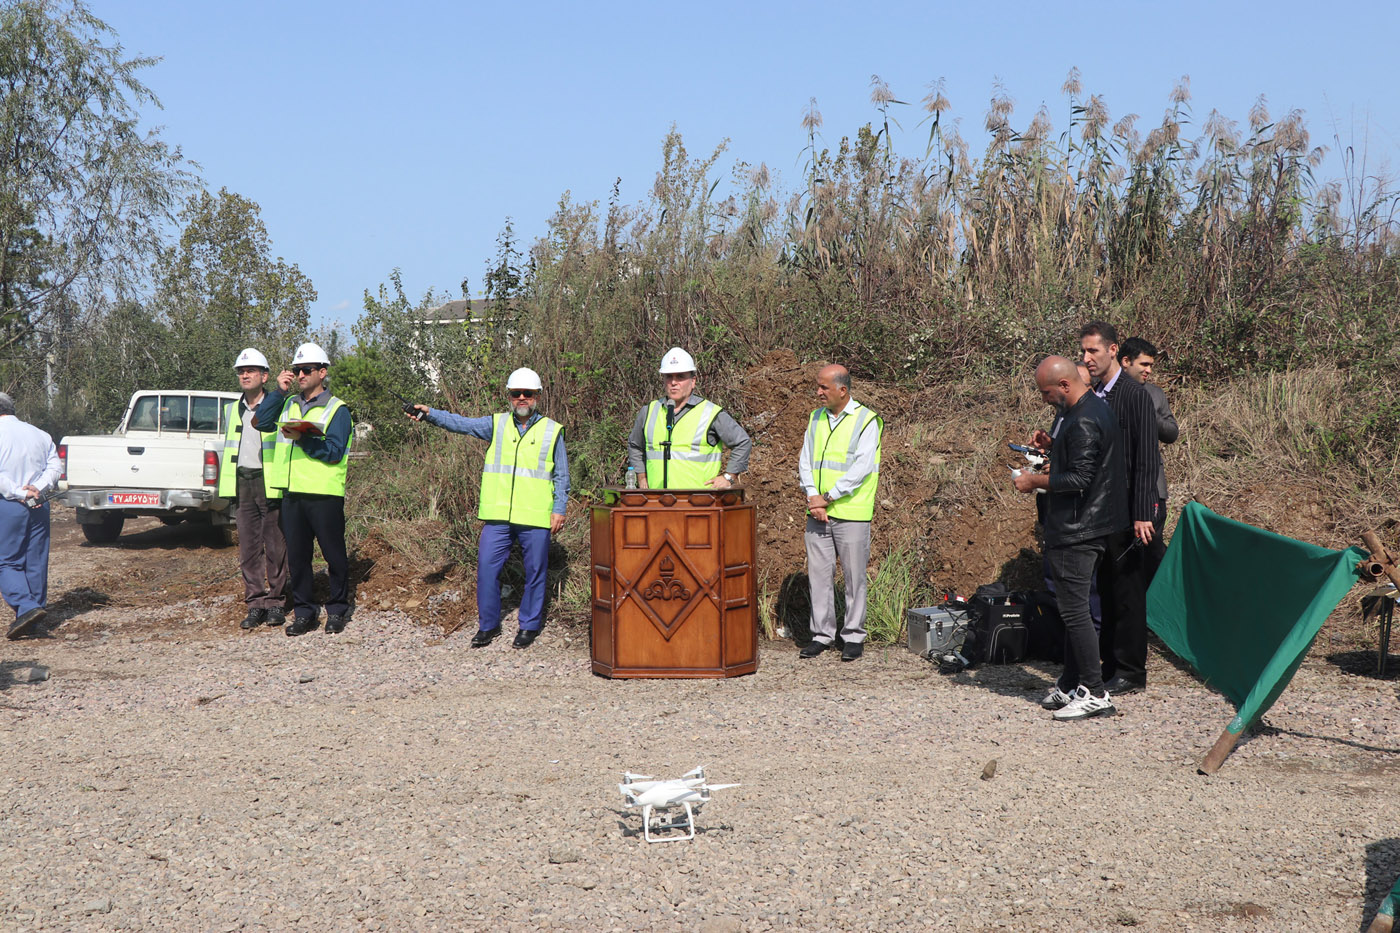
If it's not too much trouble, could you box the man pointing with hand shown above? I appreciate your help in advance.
[407,367,568,650]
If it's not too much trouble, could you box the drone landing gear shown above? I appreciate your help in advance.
[642,802,699,843]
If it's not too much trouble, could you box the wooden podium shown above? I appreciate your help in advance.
[590,487,758,678]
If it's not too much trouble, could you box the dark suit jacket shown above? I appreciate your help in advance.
[1099,371,1159,525]
[1143,381,1177,501]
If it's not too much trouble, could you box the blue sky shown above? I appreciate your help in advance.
[99,0,1400,332]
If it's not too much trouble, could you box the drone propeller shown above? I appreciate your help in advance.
[621,772,654,784]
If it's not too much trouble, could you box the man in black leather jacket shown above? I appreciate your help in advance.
[1014,356,1129,720]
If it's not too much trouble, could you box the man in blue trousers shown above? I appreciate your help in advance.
[408,367,568,649]
[0,393,62,640]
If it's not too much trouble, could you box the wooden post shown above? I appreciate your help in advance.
[1197,727,1243,775]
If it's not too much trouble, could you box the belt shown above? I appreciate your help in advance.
[236,466,264,479]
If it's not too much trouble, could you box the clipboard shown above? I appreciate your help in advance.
[278,418,325,437]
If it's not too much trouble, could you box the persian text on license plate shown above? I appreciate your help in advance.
[107,493,160,506]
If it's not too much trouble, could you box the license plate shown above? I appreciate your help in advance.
[107,493,161,506]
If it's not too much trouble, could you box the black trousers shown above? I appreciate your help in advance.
[280,492,349,619]
[1046,536,1108,695]
[1143,498,1168,587]
[1098,526,1147,682]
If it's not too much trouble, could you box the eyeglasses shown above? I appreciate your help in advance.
[292,365,321,376]
[509,390,537,399]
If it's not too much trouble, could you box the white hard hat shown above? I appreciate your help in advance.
[506,367,543,391]
[292,342,330,367]
[233,347,269,371]
[658,347,696,374]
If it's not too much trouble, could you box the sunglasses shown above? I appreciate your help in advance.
[292,365,322,376]
[509,390,537,399]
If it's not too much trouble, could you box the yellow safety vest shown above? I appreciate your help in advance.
[805,402,882,521]
[265,394,352,497]
[642,399,723,489]
[478,413,561,529]
[217,399,283,500]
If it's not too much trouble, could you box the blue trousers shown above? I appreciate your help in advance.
[477,521,550,632]
[0,499,49,617]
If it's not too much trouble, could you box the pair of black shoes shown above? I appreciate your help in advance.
[241,607,288,630]
[469,627,539,649]
[798,639,864,662]
[286,614,347,637]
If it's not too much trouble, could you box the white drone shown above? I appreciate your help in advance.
[617,766,739,843]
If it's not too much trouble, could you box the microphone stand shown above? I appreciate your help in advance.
[662,401,674,488]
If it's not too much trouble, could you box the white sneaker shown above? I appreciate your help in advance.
[1051,685,1117,721]
[1041,686,1074,710]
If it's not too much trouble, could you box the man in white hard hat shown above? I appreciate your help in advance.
[0,392,61,640]
[626,347,750,489]
[406,366,568,649]
[254,342,354,637]
[219,348,289,630]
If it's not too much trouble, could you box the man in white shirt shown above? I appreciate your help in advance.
[0,394,62,639]
[797,365,883,661]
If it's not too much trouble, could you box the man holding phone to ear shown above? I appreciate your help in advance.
[254,342,354,637]
[406,367,568,650]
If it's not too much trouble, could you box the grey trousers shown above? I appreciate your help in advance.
[236,469,288,610]
[805,517,872,645]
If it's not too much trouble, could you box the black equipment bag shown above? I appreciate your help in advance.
[940,583,1027,671]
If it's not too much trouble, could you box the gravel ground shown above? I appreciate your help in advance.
[0,525,1397,932]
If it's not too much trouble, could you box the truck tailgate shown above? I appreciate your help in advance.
[63,436,211,490]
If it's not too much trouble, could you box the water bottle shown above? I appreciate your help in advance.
[625,466,637,489]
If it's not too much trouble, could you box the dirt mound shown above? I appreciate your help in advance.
[729,350,1044,604]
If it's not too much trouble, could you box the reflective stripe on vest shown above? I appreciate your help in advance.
[804,402,882,521]
[478,413,560,529]
[217,400,284,501]
[642,399,723,489]
[274,395,352,497]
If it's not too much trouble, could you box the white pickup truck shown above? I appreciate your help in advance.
[58,389,244,544]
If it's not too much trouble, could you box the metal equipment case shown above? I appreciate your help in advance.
[907,606,969,659]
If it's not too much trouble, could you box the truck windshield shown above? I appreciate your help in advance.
[191,397,220,432]
[160,396,189,432]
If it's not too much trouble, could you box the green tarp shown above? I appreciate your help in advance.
[1145,501,1365,735]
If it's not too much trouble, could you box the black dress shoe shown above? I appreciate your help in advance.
[324,614,347,634]
[841,640,864,662]
[7,607,46,640]
[265,607,286,627]
[799,640,829,659]
[286,616,319,637]
[512,628,539,649]
[470,627,500,648]
[1103,675,1145,695]
[240,608,267,630]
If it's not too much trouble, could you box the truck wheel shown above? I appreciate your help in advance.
[81,513,125,544]
[212,523,236,547]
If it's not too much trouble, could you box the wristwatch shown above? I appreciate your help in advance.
[822,491,835,504]
[723,472,735,483]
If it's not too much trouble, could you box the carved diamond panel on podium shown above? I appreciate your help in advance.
[626,532,715,640]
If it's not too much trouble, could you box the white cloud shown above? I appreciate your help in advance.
[331,299,350,310]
